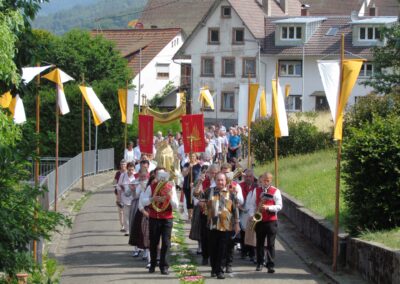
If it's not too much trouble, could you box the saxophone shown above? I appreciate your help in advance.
[250,193,265,231]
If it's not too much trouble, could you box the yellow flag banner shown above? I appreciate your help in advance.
[285,84,291,97]
[142,103,186,124]
[334,59,364,140]
[118,89,128,123]
[247,83,259,127]
[79,86,111,126]
[260,89,267,118]
[0,91,12,108]
[199,88,214,110]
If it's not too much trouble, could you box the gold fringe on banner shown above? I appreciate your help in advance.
[142,95,186,124]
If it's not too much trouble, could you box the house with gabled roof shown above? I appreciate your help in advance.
[262,15,398,113]
[92,28,184,103]
[174,0,302,126]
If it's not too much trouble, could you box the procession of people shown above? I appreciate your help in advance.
[113,123,282,279]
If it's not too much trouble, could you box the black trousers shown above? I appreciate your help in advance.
[200,214,209,260]
[255,220,277,268]
[225,231,236,267]
[208,230,229,275]
[149,218,173,270]
[240,229,255,258]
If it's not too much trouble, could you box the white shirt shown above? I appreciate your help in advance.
[118,172,136,206]
[124,148,135,163]
[140,182,179,210]
[133,146,141,161]
[247,186,283,216]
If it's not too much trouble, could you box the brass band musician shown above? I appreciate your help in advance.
[248,172,282,273]
[141,169,179,275]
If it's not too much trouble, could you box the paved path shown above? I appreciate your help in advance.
[51,172,365,284]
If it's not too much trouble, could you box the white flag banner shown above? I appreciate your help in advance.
[238,84,249,127]
[59,69,74,84]
[57,84,70,115]
[22,65,52,84]
[11,95,27,124]
[79,86,111,126]
[317,60,340,124]
[276,82,288,136]
[176,92,181,108]
[126,89,135,124]
[199,88,215,110]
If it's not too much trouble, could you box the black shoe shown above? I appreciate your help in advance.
[148,267,155,273]
[202,258,208,265]
[211,272,217,277]
[225,266,232,273]
[256,264,262,271]
[217,273,225,279]
[161,269,169,275]
[267,268,275,274]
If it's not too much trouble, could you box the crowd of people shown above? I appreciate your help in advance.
[112,123,282,279]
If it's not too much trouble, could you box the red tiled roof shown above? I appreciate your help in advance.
[368,0,400,16]
[263,16,373,57]
[92,28,181,76]
[299,0,363,16]
[139,0,215,37]
[229,0,267,38]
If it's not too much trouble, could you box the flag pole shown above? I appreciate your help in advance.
[33,63,41,262]
[55,85,59,212]
[247,74,251,169]
[81,74,85,192]
[124,81,128,150]
[332,33,345,272]
[274,62,279,187]
[189,136,193,206]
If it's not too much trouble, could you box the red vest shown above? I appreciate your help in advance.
[255,186,278,222]
[202,177,211,191]
[239,181,256,201]
[148,182,173,219]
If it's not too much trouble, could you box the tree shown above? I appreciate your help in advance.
[0,111,70,277]
[364,23,400,94]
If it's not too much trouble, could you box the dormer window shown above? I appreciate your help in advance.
[281,26,302,40]
[221,6,231,18]
[359,26,381,40]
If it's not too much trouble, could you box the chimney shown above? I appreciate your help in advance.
[262,0,271,16]
[369,4,378,16]
[280,0,289,15]
[301,4,310,16]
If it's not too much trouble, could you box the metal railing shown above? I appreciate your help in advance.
[29,157,71,181]
[40,148,114,207]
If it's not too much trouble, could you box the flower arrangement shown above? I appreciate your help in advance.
[180,275,205,284]
[172,264,198,277]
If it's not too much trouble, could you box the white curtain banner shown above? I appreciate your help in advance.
[317,60,340,123]
[238,84,249,127]
[22,65,52,84]
[276,82,288,136]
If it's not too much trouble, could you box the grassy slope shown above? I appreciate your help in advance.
[254,149,400,249]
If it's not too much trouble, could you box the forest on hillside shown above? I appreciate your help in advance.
[33,0,148,34]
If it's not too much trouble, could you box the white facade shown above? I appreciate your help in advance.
[184,0,260,126]
[262,55,375,114]
[132,33,184,103]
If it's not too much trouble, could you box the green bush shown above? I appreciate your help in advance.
[251,117,332,163]
[342,115,400,234]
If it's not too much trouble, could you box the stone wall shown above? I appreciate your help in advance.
[281,191,400,283]
[346,238,400,284]
[281,192,348,266]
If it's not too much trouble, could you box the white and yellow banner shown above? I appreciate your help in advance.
[80,86,111,126]
[318,59,363,140]
[272,79,288,137]
[22,65,52,84]
[199,87,214,110]
[238,83,265,126]
[118,88,135,124]
[42,68,74,115]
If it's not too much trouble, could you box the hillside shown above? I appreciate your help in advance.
[33,0,148,35]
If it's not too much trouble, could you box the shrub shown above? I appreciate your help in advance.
[342,115,400,234]
[251,117,332,163]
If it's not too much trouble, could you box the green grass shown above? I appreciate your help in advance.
[71,192,92,213]
[254,149,347,225]
[359,228,400,250]
[254,149,400,249]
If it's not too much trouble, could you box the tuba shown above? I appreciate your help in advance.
[151,171,172,213]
